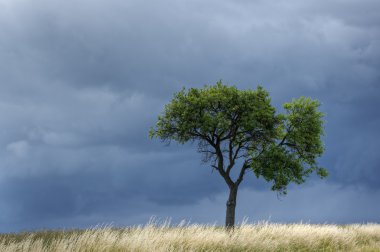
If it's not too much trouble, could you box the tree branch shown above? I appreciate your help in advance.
[226,142,244,175]
[279,125,293,146]
[235,161,249,186]
[190,129,216,148]
[215,142,234,188]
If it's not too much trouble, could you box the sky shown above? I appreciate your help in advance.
[0,0,379,232]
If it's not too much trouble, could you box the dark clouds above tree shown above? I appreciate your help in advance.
[0,0,379,232]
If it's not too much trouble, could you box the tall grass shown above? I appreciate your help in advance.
[1,221,379,251]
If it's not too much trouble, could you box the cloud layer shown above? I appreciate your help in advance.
[0,0,379,232]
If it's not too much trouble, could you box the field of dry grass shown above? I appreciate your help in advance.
[1,221,379,251]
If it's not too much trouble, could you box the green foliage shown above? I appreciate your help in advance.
[253,97,328,194]
[149,81,278,144]
[150,81,327,194]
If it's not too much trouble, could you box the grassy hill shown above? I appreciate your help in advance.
[1,222,379,251]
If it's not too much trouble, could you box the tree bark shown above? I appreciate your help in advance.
[225,186,238,228]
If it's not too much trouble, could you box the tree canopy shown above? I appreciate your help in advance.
[149,81,327,227]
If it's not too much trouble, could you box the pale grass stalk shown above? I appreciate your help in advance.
[0,222,379,251]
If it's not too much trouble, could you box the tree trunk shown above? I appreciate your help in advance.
[225,186,238,228]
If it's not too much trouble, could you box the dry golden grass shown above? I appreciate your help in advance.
[1,221,379,251]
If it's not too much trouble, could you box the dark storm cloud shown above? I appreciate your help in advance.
[0,146,227,231]
[0,0,379,232]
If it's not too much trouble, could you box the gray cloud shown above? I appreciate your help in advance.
[0,0,379,232]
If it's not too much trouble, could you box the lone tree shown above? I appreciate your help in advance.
[149,81,327,228]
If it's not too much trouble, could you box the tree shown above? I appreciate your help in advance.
[149,81,327,228]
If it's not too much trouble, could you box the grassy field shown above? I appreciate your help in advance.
[1,221,380,251]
